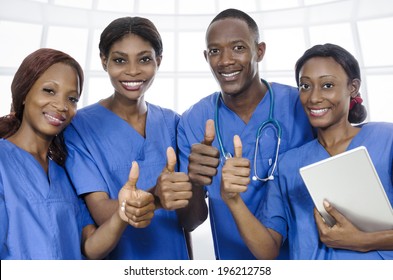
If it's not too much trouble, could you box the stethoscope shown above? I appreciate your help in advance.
[214,79,282,182]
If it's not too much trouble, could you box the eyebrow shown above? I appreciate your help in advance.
[300,74,337,80]
[111,50,154,57]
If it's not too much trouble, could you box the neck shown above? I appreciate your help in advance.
[221,79,267,124]
[7,127,52,171]
[100,94,148,137]
[317,121,360,156]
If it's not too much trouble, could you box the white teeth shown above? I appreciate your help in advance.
[311,108,328,114]
[122,81,143,87]
[45,114,63,123]
[221,71,240,77]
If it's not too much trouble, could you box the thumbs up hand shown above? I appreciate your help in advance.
[154,147,193,210]
[221,135,251,203]
[188,119,220,187]
[118,161,156,228]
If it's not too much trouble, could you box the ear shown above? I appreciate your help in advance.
[203,50,208,62]
[256,42,266,63]
[100,53,108,72]
[156,55,162,68]
[350,78,361,98]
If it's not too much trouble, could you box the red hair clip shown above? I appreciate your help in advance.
[349,96,363,110]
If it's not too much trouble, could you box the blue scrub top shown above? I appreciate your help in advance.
[64,102,189,260]
[258,122,393,259]
[178,82,314,259]
[0,139,92,260]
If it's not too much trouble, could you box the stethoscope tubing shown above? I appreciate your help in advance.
[214,79,281,181]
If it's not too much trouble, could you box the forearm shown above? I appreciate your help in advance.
[351,230,393,252]
[84,192,119,226]
[177,185,208,232]
[83,212,127,260]
[226,196,281,260]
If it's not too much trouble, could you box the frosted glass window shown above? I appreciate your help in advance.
[358,18,393,67]
[96,0,135,12]
[262,28,305,71]
[177,78,219,114]
[160,32,175,72]
[54,0,93,9]
[309,23,355,55]
[46,26,89,68]
[0,76,13,117]
[88,29,103,71]
[145,78,175,111]
[218,0,257,11]
[85,77,112,106]
[138,0,176,14]
[365,75,393,122]
[258,0,299,10]
[178,0,216,14]
[178,32,207,72]
[304,0,336,5]
[0,21,42,68]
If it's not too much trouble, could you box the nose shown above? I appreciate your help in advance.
[309,87,324,104]
[125,62,141,76]
[52,96,68,112]
[217,49,235,67]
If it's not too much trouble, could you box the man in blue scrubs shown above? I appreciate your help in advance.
[177,8,314,259]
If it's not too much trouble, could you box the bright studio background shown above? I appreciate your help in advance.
[1,0,393,260]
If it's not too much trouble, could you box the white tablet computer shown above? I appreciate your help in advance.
[299,146,393,232]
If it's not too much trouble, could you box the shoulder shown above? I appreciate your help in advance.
[360,121,393,130]
[358,122,393,137]
[0,139,13,155]
[280,140,318,167]
[269,82,302,110]
[147,103,179,120]
[270,82,299,97]
[71,103,103,124]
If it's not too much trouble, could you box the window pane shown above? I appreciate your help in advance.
[53,0,93,9]
[0,21,42,67]
[263,28,305,71]
[96,0,135,12]
[138,0,175,14]
[145,78,175,111]
[85,77,112,106]
[88,29,103,71]
[178,32,207,72]
[258,0,298,10]
[46,26,88,67]
[0,76,13,117]
[177,78,218,114]
[309,23,355,54]
[365,75,393,122]
[358,18,393,67]
[219,0,257,11]
[178,0,216,14]
[160,32,175,72]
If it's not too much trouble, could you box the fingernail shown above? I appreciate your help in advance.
[323,200,330,208]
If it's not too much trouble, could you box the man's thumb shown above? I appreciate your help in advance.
[166,146,177,173]
[233,135,243,158]
[202,119,215,146]
[126,161,139,190]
